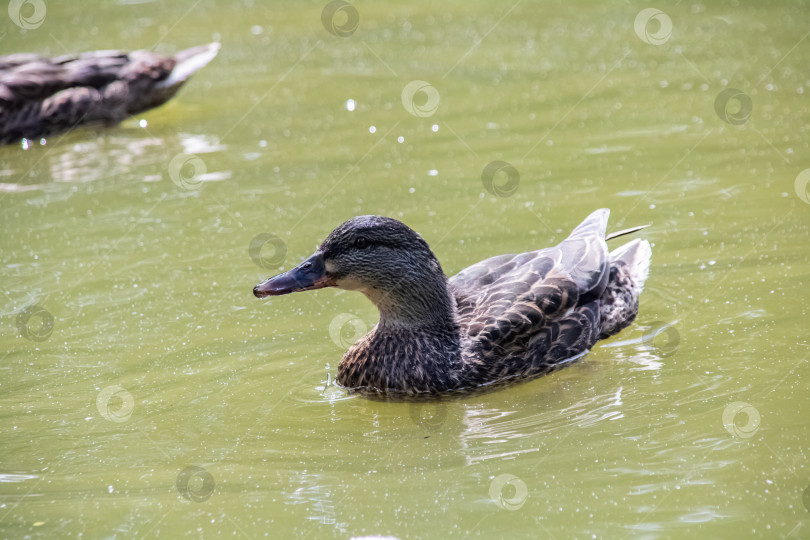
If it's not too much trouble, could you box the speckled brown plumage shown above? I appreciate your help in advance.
[254,209,651,398]
[0,43,219,144]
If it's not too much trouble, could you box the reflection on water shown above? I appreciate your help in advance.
[0,130,229,191]
[286,472,347,533]
[601,322,674,372]
[457,382,635,466]
[0,474,38,483]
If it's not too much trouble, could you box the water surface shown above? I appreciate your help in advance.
[2,0,809,538]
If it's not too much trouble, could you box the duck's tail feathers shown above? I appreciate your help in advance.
[610,238,651,292]
[606,224,650,241]
[597,238,652,339]
[155,42,220,90]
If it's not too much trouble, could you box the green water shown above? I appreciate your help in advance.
[2,0,809,538]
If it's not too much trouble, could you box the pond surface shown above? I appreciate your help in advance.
[2,0,809,538]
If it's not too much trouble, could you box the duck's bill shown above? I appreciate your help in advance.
[253,252,335,298]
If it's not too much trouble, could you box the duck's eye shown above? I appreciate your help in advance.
[353,236,369,249]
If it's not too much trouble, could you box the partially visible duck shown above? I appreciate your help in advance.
[0,42,220,144]
[254,209,651,397]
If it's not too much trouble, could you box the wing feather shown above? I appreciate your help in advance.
[450,210,610,354]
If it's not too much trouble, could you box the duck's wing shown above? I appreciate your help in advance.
[449,209,610,352]
[0,51,132,106]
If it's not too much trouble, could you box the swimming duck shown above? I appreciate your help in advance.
[254,209,651,397]
[0,42,220,144]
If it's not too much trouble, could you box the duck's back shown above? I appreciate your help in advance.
[0,51,145,105]
[449,209,618,383]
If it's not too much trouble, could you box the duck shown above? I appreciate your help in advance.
[0,42,220,145]
[253,209,651,397]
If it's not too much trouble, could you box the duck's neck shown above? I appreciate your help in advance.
[374,272,458,330]
[337,273,465,394]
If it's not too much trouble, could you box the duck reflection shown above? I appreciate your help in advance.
[0,130,229,191]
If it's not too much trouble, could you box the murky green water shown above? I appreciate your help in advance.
[2,0,809,538]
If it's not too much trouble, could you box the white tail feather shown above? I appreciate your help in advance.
[156,42,220,90]
[610,238,651,292]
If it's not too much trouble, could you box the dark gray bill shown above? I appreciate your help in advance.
[253,252,334,298]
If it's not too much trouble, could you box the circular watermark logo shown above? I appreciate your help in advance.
[16,304,54,342]
[409,401,447,431]
[96,385,135,423]
[168,153,206,190]
[722,401,760,439]
[794,169,810,204]
[634,8,672,45]
[321,0,359,37]
[481,160,519,198]
[176,465,215,502]
[644,321,680,357]
[714,88,752,125]
[328,313,367,348]
[489,473,528,511]
[249,233,287,270]
[401,80,440,118]
[8,0,46,29]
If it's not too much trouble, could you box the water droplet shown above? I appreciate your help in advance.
[345,99,356,112]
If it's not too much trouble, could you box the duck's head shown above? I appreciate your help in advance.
[254,216,451,323]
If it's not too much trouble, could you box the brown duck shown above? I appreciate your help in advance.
[0,43,219,144]
[254,209,651,397]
